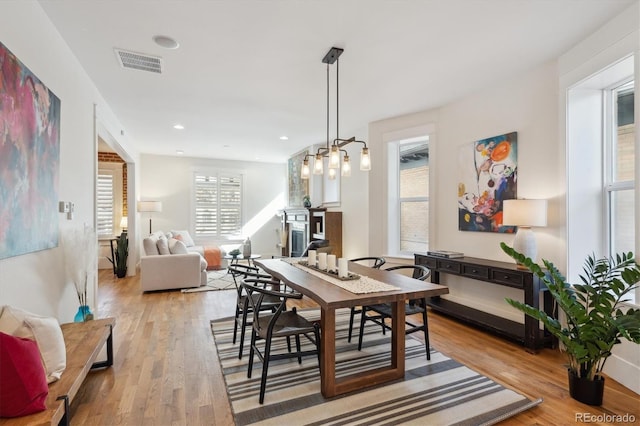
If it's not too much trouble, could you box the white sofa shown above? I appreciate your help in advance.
[140,231,208,291]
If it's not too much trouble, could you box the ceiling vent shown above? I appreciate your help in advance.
[114,48,162,73]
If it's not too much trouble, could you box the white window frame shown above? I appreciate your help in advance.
[192,170,243,239]
[387,136,429,257]
[97,163,123,237]
[603,80,636,303]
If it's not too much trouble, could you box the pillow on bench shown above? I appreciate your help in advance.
[0,332,48,417]
[0,306,66,384]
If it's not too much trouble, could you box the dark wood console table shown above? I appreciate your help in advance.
[415,253,553,353]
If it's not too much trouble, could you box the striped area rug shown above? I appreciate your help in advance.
[211,309,542,426]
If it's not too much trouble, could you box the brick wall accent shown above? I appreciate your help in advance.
[97,152,127,216]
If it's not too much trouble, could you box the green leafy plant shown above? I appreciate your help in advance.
[501,242,640,381]
[229,248,241,258]
[115,231,128,278]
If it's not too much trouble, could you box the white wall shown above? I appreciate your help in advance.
[0,1,134,322]
[361,1,640,394]
[139,154,285,258]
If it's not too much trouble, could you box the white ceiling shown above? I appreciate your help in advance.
[38,0,635,164]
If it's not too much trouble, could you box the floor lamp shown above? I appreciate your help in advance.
[137,201,162,235]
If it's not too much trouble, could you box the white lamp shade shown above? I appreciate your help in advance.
[137,200,162,213]
[120,216,128,228]
[502,199,547,227]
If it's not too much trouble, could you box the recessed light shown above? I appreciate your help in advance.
[173,124,184,130]
[153,35,179,49]
[223,144,230,148]
[279,136,289,140]
[176,150,184,155]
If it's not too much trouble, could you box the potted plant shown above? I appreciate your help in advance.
[500,242,640,405]
[114,231,128,278]
[303,195,311,208]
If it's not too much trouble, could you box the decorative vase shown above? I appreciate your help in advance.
[568,370,604,406]
[74,305,94,322]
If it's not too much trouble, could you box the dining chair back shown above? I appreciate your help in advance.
[346,257,386,342]
[242,279,321,404]
[228,264,279,359]
[357,264,433,359]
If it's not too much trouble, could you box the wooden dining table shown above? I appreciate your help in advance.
[254,258,449,398]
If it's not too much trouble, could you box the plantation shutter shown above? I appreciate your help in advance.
[194,172,242,237]
[97,171,115,236]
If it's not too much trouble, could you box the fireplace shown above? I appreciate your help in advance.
[285,209,309,257]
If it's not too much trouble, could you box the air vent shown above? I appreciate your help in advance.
[114,48,162,73]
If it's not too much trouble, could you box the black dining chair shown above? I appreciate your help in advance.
[357,264,433,359]
[346,257,386,342]
[243,278,321,404]
[228,264,280,359]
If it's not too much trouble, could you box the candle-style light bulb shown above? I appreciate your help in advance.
[341,154,351,177]
[301,158,310,179]
[313,153,323,175]
[360,147,371,171]
[328,167,337,180]
[329,145,340,169]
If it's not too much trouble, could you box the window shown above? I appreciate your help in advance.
[606,81,635,259]
[388,138,429,256]
[96,170,114,236]
[567,56,636,305]
[193,172,242,238]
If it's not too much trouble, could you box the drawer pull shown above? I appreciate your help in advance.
[504,275,510,280]
[472,269,478,273]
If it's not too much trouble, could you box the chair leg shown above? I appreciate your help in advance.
[358,306,367,351]
[247,329,257,378]
[295,334,302,364]
[233,305,240,344]
[422,301,430,360]
[314,324,321,367]
[348,307,356,342]
[238,308,250,359]
[259,335,272,404]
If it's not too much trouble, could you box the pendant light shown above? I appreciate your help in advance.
[301,47,371,179]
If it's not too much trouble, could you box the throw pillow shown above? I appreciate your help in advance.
[0,306,67,384]
[24,316,67,383]
[168,238,188,254]
[156,238,170,255]
[143,237,160,256]
[0,332,48,417]
[170,230,195,247]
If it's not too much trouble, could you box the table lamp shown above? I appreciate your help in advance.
[137,201,162,234]
[502,199,547,267]
[120,216,128,233]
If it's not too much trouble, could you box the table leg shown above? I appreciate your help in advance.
[391,300,405,371]
[320,308,336,397]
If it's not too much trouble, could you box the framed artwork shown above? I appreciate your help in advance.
[458,131,517,233]
[287,148,309,207]
[0,41,61,259]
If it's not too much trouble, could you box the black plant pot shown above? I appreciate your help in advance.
[116,268,127,278]
[568,370,604,406]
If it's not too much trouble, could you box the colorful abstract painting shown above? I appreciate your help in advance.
[458,132,517,233]
[0,41,61,259]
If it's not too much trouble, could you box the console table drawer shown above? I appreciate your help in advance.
[438,260,461,274]
[416,256,437,269]
[490,269,524,288]
[462,264,489,280]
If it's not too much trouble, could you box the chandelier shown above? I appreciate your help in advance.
[301,47,370,180]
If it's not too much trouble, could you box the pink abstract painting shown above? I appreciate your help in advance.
[0,41,60,259]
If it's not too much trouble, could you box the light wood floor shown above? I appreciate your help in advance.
[70,270,639,425]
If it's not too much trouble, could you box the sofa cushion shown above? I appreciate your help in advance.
[200,256,208,271]
[0,332,48,417]
[143,236,160,255]
[157,238,170,255]
[170,230,195,247]
[168,238,189,254]
[0,306,67,383]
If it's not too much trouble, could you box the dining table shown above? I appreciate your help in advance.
[254,258,449,398]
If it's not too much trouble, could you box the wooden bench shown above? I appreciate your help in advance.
[0,318,115,426]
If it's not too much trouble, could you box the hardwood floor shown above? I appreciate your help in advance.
[70,270,640,425]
